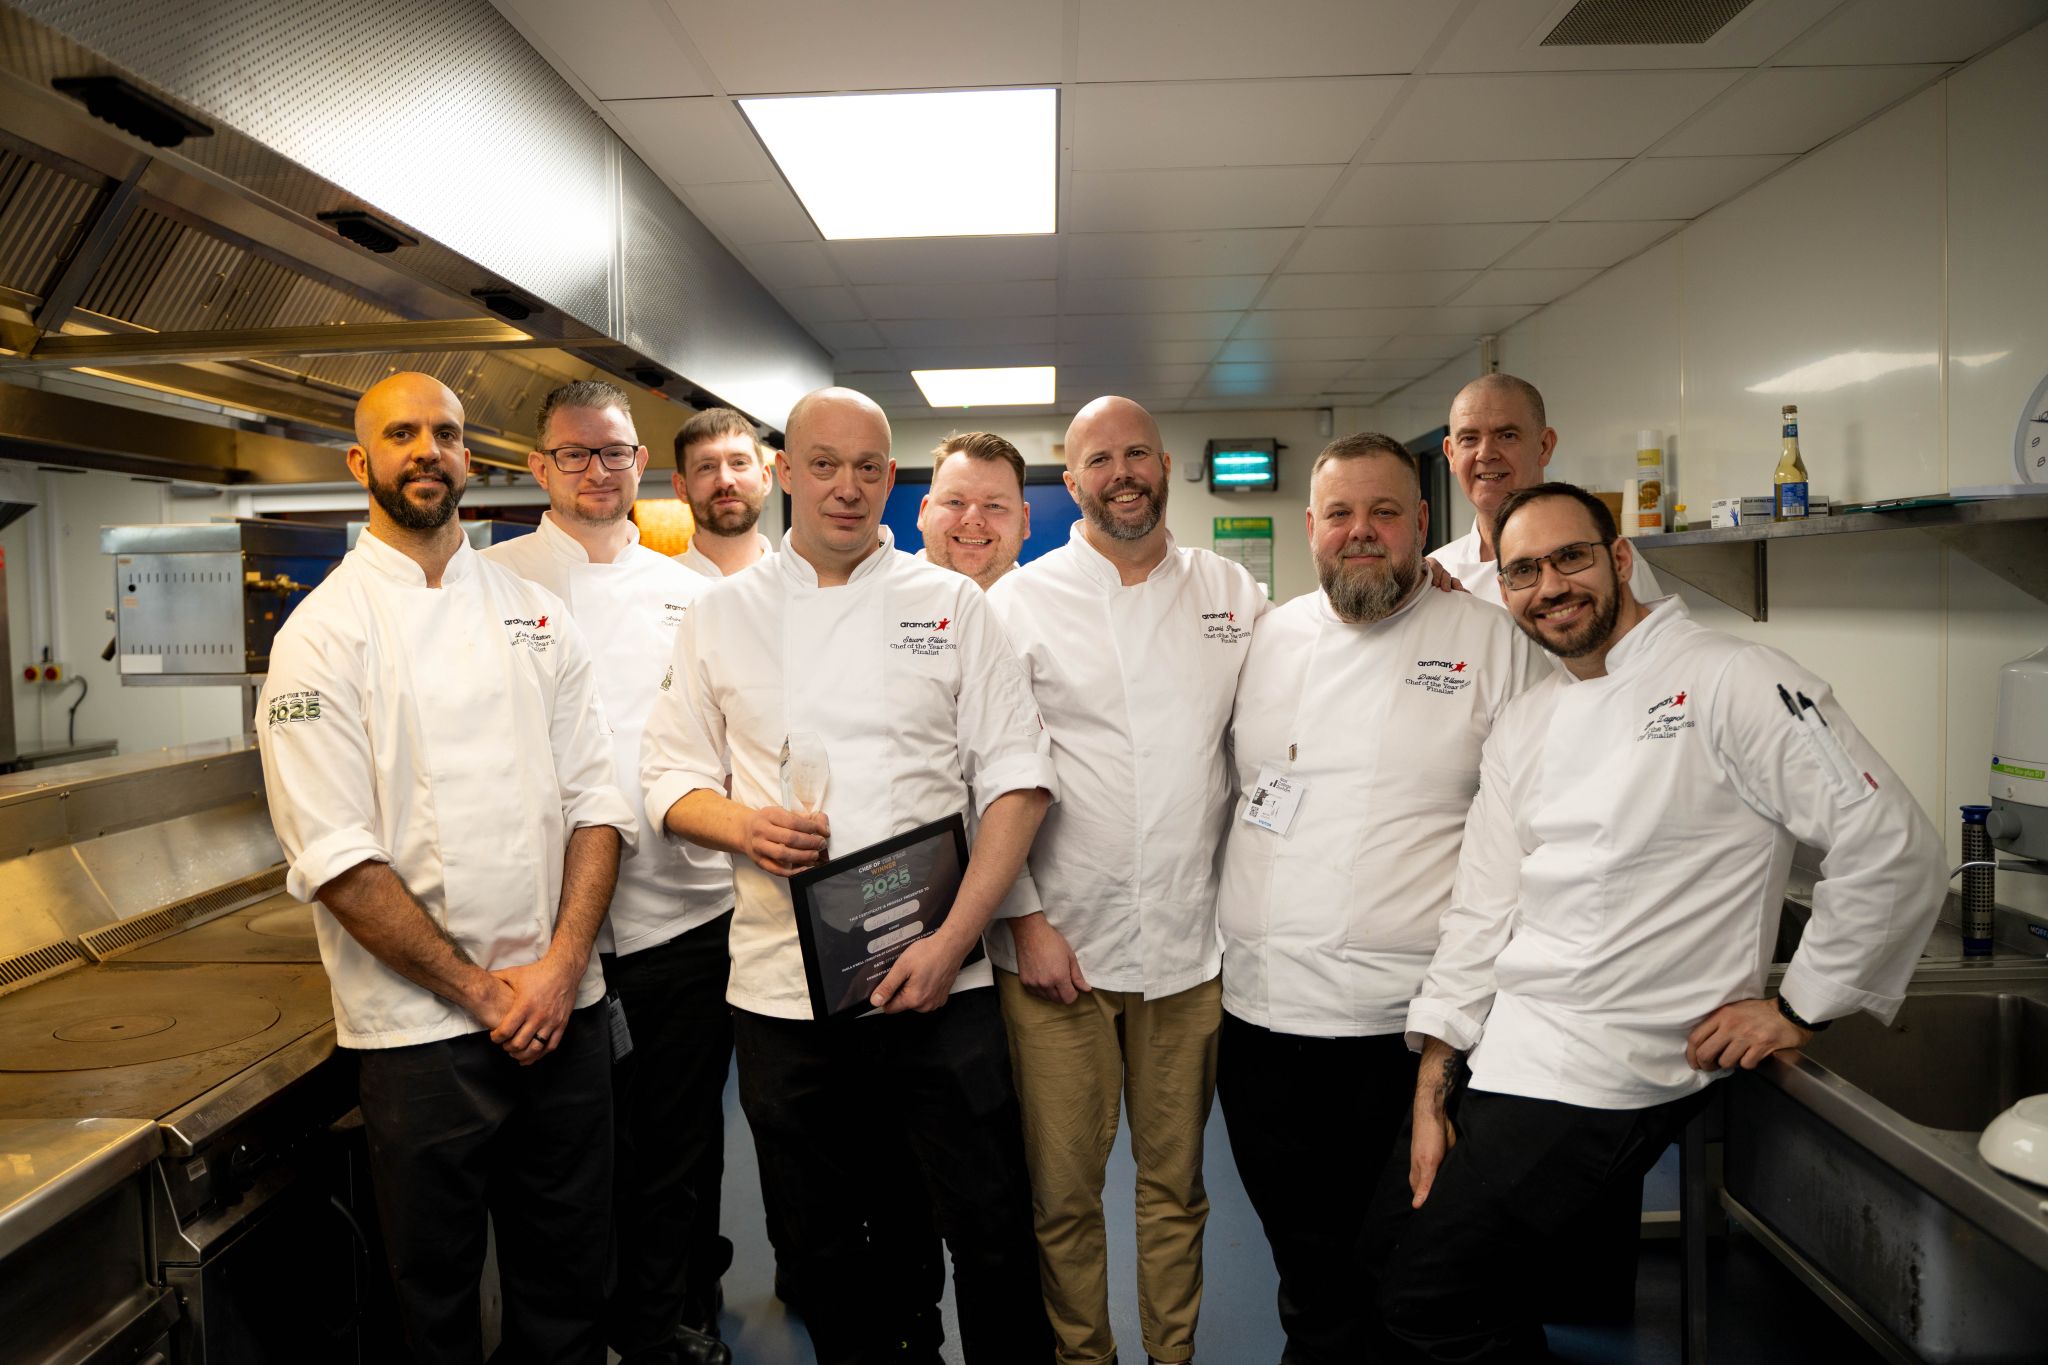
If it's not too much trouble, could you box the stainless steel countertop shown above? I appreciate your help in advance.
[0,1116,162,1259]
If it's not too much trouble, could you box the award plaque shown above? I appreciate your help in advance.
[790,813,981,1020]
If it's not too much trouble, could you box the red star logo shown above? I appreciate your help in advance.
[1227,611,1236,622]
[536,615,549,629]
[1454,661,1467,672]
[1674,690,1687,706]
[937,617,950,631]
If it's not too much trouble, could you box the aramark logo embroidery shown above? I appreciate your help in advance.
[1406,658,1473,696]
[1200,609,1248,644]
[660,600,689,628]
[504,616,556,654]
[891,617,957,656]
[1638,690,1695,741]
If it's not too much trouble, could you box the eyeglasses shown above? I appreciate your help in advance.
[542,444,640,473]
[1497,539,1611,592]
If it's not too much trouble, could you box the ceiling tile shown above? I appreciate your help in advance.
[879,317,1057,348]
[742,241,841,291]
[1776,0,2048,65]
[1073,78,1402,170]
[778,285,866,323]
[855,280,1058,319]
[1066,167,1343,231]
[892,344,1056,370]
[1322,159,1626,225]
[670,0,1061,93]
[807,320,885,349]
[1286,224,1540,273]
[496,0,712,99]
[1076,0,1453,80]
[1236,308,1428,338]
[1339,358,1441,382]
[831,348,901,370]
[1447,268,1600,306]
[606,97,774,184]
[1656,65,1949,157]
[1500,220,1683,269]
[1369,71,1741,162]
[1205,360,1354,388]
[683,181,817,243]
[1057,339,1224,366]
[1374,334,1481,359]
[1063,276,1269,313]
[1066,230,1299,279]
[1259,272,1476,309]
[1215,335,1395,364]
[1563,155,1792,221]
[1059,312,1244,342]
[1405,305,1539,334]
[829,237,1058,285]
[1431,0,1840,73]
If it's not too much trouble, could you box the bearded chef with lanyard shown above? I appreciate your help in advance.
[640,386,1054,1365]
[1363,481,1943,1361]
[256,372,635,1364]
[1214,433,1547,1365]
[482,380,736,1365]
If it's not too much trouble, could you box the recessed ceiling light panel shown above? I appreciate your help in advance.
[911,366,1055,407]
[740,88,1057,240]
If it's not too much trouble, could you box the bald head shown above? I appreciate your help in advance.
[786,386,891,455]
[1451,373,1546,430]
[1065,395,1161,468]
[356,371,465,445]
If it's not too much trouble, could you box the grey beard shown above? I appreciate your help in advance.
[1080,481,1165,542]
[1320,546,1420,623]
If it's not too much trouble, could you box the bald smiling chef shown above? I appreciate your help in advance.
[256,371,635,1365]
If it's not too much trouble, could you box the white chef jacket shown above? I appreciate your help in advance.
[985,524,1268,999]
[257,532,638,1050]
[483,515,734,956]
[675,530,773,579]
[1406,597,1944,1110]
[1218,583,1548,1037]
[1428,525,1663,608]
[640,528,1057,1020]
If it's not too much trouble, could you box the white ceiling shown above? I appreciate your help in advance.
[493,0,2048,419]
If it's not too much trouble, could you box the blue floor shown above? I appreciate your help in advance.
[696,1074,1881,1365]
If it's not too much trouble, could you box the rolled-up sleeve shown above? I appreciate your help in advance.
[1709,647,1944,1026]
[547,610,638,849]
[640,601,730,838]
[257,621,387,903]
[954,588,1057,815]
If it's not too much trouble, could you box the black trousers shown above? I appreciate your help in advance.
[733,988,1051,1365]
[1217,1013,1417,1365]
[355,1002,613,1365]
[1356,1082,1710,1362]
[603,910,736,1355]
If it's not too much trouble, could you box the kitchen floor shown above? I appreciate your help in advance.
[686,1075,1883,1365]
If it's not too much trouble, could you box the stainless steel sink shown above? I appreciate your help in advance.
[1723,966,2048,1364]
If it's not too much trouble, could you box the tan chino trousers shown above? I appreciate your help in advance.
[997,970,1223,1365]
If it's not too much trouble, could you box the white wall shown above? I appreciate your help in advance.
[880,406,1377,604]
[4,467,244,758]
[1365,23,2048,917]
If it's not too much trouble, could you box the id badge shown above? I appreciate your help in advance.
[606,993,635,1063]
[1242,765,1306,837]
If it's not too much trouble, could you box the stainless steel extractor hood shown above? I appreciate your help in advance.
[0,0,829,479]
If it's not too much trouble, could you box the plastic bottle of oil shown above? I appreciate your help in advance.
[1773,404,1809,521]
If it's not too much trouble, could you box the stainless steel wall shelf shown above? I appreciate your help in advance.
[1633,498,2048,621]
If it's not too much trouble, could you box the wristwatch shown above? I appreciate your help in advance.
[1776,994,1830,1033]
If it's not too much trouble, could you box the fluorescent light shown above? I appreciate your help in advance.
[911,366,1055,408]
[739,88,1057,240]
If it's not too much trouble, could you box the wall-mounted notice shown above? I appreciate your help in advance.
[1213,516,1274,599]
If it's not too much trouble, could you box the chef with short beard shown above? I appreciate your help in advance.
[1213,432,1547,1365]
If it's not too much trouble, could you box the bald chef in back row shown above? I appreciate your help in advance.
[257,372,635,1365]
[639,386,1054,1365]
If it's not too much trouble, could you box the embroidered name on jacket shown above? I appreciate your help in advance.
[1201,610,1248,644]
[1639,691,1693,741]
[1407,659,1473,695]
[504,615,555,653]
[892,617,955,655]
